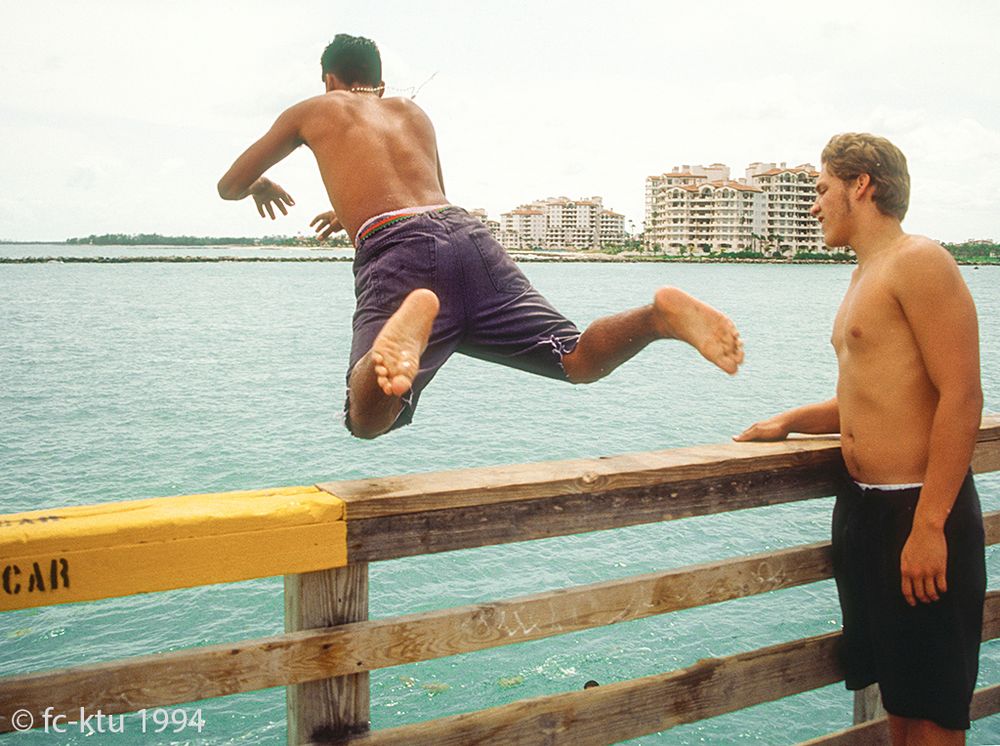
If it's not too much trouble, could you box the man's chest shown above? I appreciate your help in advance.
[831,277,907,358]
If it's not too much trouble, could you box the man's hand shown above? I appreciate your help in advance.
[900,523,948,606]
[251,178,295,220]
[733,415,790,442]
[310,210,344,240]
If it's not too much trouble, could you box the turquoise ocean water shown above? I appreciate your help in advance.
[2,246,1000,744]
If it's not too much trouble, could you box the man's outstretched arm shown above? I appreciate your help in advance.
[218,104,305,218]
[734,397,839,441]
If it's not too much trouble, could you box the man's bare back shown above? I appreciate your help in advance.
[220,91,446,244]
[299,93,447,242]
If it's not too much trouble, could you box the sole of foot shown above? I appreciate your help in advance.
[371,288,440,396]
[653,287,744,374]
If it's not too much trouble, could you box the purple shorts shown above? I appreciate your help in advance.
[345,207,581,432]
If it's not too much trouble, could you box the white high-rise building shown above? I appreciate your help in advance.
[501,196,624,251]
[746,163,824,254]
[500,207,545,249]
[600,209,626,248]
[645,162,824,255]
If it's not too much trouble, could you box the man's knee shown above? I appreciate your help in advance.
[909,717,965,745]
[345,395,406,439]
[565,368,601,385]
[345,412,391,440]
[561,354,604,384]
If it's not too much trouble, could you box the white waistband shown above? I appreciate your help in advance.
[354,204,452,247]
[854,480,923,491]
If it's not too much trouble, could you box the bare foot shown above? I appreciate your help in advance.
[652,287,744,374]
[371,289,440,396]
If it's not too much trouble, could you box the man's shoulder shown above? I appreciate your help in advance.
[888,233,956,274]
[381,96,431,118]
[888,233,964,296]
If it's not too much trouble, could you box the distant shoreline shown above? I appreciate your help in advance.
[3,254,998,266]
[3,240,998,267]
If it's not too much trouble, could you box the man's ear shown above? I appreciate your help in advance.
[855,173,872,199]
[377,80,386,98]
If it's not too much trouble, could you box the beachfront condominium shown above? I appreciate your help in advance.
[746,163,824,253]
[644,163,825,255]
[501,196,626,251]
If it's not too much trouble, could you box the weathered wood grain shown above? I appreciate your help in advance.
[0,540,834,731]
[0,417,997,739]
[4,552,998,735]
[285,564,370,744]
[325,633,846,746]
[319,438,847,519]
[320,416,1000,523]
[334,419,1000,563]
[852,683,886,724]
[345,463,842,562]
[317,595,1000,746]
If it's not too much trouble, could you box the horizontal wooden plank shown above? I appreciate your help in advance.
[798,683,1000,745]
[0,487,346,610]
[335,633,845,746]
[321,415,1000,521]
[971,682,1000,722]
[0,540,833,730]
[974,412,1000,473]
[319,439,846,520]
[336,419,1000,563]
[345,462,842,562]
[321,438,846,520]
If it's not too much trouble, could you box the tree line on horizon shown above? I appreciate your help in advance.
[41,234,1000,264]
[63,233,352,248]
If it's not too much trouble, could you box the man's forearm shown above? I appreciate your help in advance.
[735,397,839,441]
[218,176,269,202]
[779,397,840,434]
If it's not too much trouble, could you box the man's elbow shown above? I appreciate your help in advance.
[217,178,240,201]
[941,384,984,429]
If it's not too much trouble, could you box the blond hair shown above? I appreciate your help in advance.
[821,133,910,221]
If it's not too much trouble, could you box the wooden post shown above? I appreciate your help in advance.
[853,683,886,724]
[285,563,370,745]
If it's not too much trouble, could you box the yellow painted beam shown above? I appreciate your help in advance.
[0,486,346,611]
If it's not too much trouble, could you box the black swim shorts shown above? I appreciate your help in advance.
[832,470,986,730]
[344,206,581,433]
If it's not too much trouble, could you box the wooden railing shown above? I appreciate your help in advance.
[2,414,1000,744]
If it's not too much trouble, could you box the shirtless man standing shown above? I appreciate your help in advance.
[219,34,744,438]
[736,133,985,744]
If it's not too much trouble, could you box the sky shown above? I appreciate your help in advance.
[1,0,998,243]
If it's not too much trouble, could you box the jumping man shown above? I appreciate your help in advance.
[219,34,744,438]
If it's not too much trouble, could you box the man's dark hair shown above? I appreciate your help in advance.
[320,34,381,86]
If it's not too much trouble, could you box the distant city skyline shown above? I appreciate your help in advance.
[2,1,998,243]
